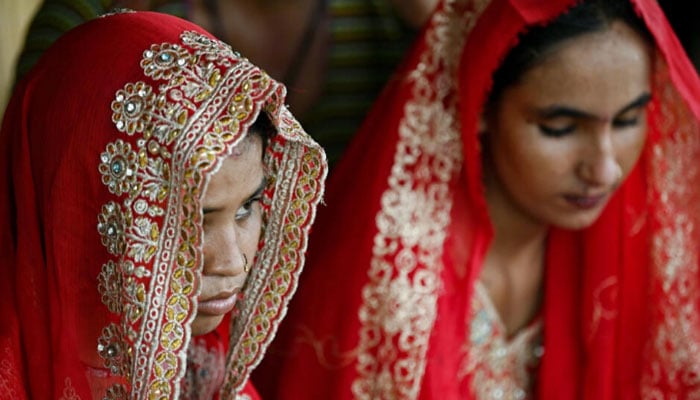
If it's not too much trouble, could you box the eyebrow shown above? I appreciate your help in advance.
[535,92,652,121]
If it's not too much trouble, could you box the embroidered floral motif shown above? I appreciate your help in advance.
[112,82,155,135]
[99,139,139,195]
[97,202,129,255]
[141,44,190,80]
[352,1,491,398]
[97,324,131,376]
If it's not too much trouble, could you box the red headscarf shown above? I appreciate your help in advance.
[254,0,700,398]
[0,11,327,399]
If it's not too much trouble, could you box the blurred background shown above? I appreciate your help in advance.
[1,0,699,127]
[0,0,41,115]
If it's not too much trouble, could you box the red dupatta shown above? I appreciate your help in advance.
[254,0,700,398]
[0,11,326,399]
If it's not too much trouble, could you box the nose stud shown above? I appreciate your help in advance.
[243,253,250,273]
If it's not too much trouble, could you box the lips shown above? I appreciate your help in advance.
[563,192,608,210]
[197,290,240,316]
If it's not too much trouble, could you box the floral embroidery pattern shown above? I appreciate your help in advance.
[97,202,128,256]
[141,44,190,80]
[99,139,139,196]
[97,324,131,377]
[352,0,491,398]
[112,82,155,135]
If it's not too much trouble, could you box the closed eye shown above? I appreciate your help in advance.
[612,94,650,129]
[612,116,640,128]
[539,123,576,137]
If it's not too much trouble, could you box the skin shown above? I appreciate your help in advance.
[191,134,266,336]
[480,21,652,336]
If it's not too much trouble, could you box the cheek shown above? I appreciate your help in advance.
[616,128,647,172]
[241,212,264,252]
[496,131,572,183]
[200,223,226,269]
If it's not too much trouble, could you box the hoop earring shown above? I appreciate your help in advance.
[243,254,250,273]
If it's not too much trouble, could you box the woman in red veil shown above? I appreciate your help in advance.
[254,0,700,398]
[0,11,326,399]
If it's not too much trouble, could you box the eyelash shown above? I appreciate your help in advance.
[612,116,640,128]
[235,196,262,221]
[539,124,575,138]
[539,116,641,138]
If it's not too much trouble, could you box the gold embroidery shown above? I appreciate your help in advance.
[352,0,491,398]
[641,57,700,397]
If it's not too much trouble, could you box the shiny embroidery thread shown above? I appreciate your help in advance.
[352,0,491,398]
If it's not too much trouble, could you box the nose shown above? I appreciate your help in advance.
[203,225,248,277]
[577,129,622,187]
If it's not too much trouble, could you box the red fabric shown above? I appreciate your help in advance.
[0,11,327,400]
[253,0,700,398]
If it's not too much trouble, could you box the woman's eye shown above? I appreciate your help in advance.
[235,198,261,221]
[612,116,640,129]
[538,123,576,138]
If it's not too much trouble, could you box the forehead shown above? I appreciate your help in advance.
[513,21,651,112]
[203,135,264,201]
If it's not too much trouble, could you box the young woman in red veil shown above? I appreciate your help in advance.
[0,11,326,399]
[254,0,700,398]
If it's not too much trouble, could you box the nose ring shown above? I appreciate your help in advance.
[243,253,250,273]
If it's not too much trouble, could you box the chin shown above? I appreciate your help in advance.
[551,208,606,231]
[552,212,600,231]
[191,314,224,336]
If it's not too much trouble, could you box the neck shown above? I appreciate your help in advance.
[484,173,548,268]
